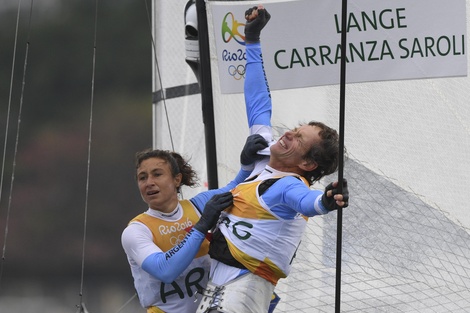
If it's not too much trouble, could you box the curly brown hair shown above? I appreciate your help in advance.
[301,121,342,185]
[135,149,199,193]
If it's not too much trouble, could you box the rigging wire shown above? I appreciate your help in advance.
[0,1,21,210]
[0,0,34,288]
[76,0,98,311]
[115,292,137,313]
[0,2,151,312]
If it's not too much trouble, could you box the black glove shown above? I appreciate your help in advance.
[194,192,233,233]
[240,134,269,166]
[244,6,271,43]
[321,179,349,211]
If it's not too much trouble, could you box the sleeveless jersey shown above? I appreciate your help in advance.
[219,176,309,285]
[129,200,211,312]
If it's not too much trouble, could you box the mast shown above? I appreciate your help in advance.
[194,0,218,189]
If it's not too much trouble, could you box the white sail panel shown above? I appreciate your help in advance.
[153,0,208,198]
[205,0,470,312]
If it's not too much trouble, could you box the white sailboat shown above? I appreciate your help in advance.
[152,0,470,312]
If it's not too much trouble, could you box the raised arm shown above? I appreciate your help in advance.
[244,6,272,137]
[244,6,273,174]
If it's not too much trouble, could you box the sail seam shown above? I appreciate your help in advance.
[153,83,200,103]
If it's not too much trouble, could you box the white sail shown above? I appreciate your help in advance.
[152,0,209,199]
[153,0,470,311]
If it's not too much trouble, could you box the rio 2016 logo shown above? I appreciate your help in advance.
[221,12,245,45]
[221,11,246,80]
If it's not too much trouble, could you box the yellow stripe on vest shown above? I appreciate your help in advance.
[230,183,277,220]
[147,306,165,313]
[226,236,285,285]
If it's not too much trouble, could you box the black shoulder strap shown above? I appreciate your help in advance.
[258,176,302,196]
[258,178,281,196]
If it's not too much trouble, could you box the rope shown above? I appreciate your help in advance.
[76,0,99,310]
[0,0,34,289]
[115,293,137,313]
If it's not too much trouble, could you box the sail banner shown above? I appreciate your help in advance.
[208,0,467,93]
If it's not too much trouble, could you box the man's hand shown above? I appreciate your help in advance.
[321,179,349,211]
[194,192,233,234]
[244,5,271,43]
[240,134,269,166]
